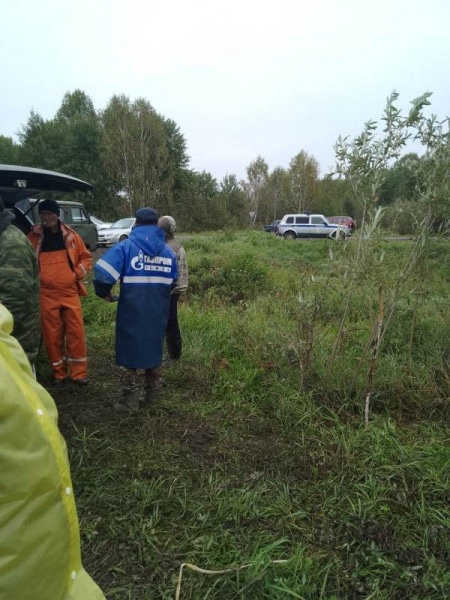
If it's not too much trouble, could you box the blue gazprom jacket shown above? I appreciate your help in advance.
[93,225,178,369]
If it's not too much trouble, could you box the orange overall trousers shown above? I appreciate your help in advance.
[39,250,87,381]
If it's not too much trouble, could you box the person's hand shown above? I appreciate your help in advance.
[105,293,119,302]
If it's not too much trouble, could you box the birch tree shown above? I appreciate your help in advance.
[288,150,319,213]
[246,156,268,227]
[101,95,168,215]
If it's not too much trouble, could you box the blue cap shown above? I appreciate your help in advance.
[135,207,159,225]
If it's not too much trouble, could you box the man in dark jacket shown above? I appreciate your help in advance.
[93,207,178,412]
[0,195,40,366]
[157,215,189,365]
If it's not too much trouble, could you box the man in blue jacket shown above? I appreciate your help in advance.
[94,207,178,412]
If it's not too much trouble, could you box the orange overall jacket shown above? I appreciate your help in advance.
[28,223,91,296]
[28,224,92,380]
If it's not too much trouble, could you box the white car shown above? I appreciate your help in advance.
[90,215,113,230]
[97,217,135,247]
[277,213,351,240]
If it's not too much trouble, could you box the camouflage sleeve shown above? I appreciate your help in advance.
[74,232,92,279]
[174,245,188,294]
[0,227,41,363]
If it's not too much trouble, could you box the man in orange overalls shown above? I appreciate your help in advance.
[28,200,92,385]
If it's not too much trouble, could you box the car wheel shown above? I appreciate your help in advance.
[331,230,345,241]
[283,231,296,240]
[119,234,128,241]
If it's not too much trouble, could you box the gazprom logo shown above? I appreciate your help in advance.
[131,251,173,271]
[131,250,144,270]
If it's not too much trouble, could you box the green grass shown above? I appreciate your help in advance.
[49,232,450,599]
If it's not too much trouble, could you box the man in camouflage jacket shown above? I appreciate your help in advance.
[0,196,40,365]
[157,216,189,363]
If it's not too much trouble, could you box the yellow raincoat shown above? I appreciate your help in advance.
[0,303,105,600]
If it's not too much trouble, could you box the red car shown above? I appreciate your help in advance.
[327,216,356,231]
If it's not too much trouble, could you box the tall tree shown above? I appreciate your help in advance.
[17,91,112,217]
[101,95,169,215]
[0,136,20,164]
[246,156,269,227]
[18,111,63,170]
[159,117,190,213]
[379,153,421,205]
[316,176,355,218]
[217,174,248,228]
[54,90,110,214]
[176,170,219,231]
[55,89,97,123]
[288,150,319,213]
[266,166,289,221]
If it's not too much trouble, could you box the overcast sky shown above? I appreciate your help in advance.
[2,0,449,181]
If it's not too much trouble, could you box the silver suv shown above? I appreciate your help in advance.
[277,213,351,240]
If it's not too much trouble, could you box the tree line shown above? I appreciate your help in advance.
[0,89,448,233]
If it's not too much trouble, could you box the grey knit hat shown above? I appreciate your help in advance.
[158,215,176,238]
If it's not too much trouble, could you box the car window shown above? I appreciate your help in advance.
[70,207,89,224]
[295,216,309,224]
[59,207,65,222]
[285,216,294,224]
[112,218,134,229]
[311,216,326,225]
